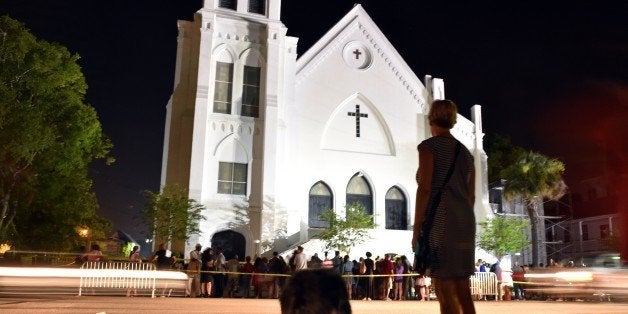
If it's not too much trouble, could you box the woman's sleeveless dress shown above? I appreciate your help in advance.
[417,136,476,279]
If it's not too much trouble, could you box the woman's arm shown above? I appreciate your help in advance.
[412,145,433,250]
[467,161,476,208]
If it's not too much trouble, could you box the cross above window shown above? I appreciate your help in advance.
[347,105,368,137]
[353,49,362,60]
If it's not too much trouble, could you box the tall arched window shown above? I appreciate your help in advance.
[213,61,233,114]
[385,187,407,230]
[346,173,373,216]
[309,182,332,228]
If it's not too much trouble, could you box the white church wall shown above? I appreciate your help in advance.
[166,4,491,259]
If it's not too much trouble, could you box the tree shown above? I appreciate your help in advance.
[501,151,567,266]
[142,184,206,245]
[477,215,530,260]
[0,16,113,250]
[485,134,526,183]
[318,202,376,254]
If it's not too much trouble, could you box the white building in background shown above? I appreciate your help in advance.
[160,1,492,259]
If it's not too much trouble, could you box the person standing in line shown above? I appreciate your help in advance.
[84,244,104,262]
[361,252,375,300]
[412,99,476,313]
[126,245,142,297]
[416,275,431,301]
[341,255,354,299]
[400,255,412,300]
[129,246,142,263]
[200,247,214,298]
[321,251,334,269]
[151,243,171,270]
[187,244,202,298]
[511,259,525,300]
[393,257,405,300]
[224,255,241,297]
[309,253,323,268]
[379,254,394,300]
[240,255,254,298]
[332,250,343,274]
[213,247,226,297]
[293,246,308,270]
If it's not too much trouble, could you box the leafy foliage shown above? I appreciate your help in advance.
[318,202,376,254]
[501,151,567,265]
[485,134,526,183]
[0,16,112,250]
[142,184,206,244]
[502,151,567,202]
[477,216,530,260]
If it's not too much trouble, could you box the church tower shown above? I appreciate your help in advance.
[161,0,297,256]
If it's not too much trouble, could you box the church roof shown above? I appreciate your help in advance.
[295,4,427,111]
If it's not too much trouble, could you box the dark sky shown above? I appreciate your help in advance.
[1,0,626,241]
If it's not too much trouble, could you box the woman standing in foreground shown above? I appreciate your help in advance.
[412,99,476,313]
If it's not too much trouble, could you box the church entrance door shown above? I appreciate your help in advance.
[211,230,246,261]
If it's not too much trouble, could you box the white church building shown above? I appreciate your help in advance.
[160,0,492,260]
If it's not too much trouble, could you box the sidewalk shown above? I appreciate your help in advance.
[1,296,628,314]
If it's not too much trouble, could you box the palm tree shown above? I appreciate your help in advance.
[501,151,567,266]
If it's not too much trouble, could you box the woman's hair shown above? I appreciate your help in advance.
[280,269,351,314]
[428,99,457,129]
[129,245,140,257]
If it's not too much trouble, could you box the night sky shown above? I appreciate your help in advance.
[1,0,626,243]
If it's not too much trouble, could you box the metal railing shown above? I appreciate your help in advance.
[78,261,157,298]
[470,272,499,301]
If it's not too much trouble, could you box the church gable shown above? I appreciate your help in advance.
[321,93,394,156]
[295,4,427,112]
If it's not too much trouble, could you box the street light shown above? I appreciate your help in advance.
[76,226,91,249]
[254,239,261,258]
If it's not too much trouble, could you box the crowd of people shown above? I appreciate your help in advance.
[145,242,435,301]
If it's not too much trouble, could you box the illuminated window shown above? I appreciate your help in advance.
[248,0,265,14]
[241,66,260,117]
[218,162,247,195]
[385,187,407,230]
[346,174,373,217]
[309,182,332,228]
[219,0,237,10]
[213,62,233,114]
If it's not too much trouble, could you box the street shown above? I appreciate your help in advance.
[1,296,627,314]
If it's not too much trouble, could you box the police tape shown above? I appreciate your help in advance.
[183,269,425,278]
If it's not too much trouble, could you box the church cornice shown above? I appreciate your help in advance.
[356,23,426,111]
[197,10,287,46]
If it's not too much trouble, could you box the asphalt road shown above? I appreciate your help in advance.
[1,296,628,314]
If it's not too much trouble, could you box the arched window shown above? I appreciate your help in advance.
[385,187,407,230]
[346,173,373,216]
[213,61,233,114]
[309,182,332,228]
[241,65,260,117]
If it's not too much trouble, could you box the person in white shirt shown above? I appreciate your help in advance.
[294,246,308,270]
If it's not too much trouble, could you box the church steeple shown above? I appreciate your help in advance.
[204,0,282,20]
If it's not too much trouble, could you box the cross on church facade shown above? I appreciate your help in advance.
[347,105,368,137]
[353,49,362,59]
